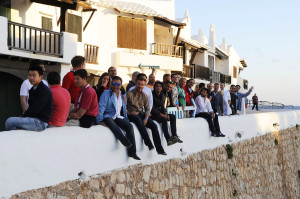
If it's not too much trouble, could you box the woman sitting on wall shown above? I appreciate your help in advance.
[93,72,110,102]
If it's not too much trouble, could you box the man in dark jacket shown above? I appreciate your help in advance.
[230,85,238,115]
[210,83,224,116]
[151,81,183,146]
[252,93,259,111]
[6,65,53,131]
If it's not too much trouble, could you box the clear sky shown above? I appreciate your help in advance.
[175,0,300,106]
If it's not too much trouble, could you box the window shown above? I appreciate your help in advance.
[0,0,11,20]
[42,17,52,31]
[233,66,237,78]
[208,55,214,70]
[67,13,82,42]
[117,16,147,50]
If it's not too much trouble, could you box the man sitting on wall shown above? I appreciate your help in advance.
[108,66,125,95]
[126,71,140,92]
[195,88,225,137]
[97,76,140,160]
[151,81,183,145]
[126,75,167,155]
[62,56,85,104]
[235,85,254,111]
[163,81,174,108]
[146,69,156,91]
[47,72,71,127]
[6,65,53,131]
[67,69,99,128]
[20,59,48,113]
[129,73,153,111]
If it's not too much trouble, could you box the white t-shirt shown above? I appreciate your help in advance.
[20,79,49,107]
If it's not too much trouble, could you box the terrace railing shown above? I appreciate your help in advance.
[210,70,220,83]
[152,43,183,58]
[194,65,210,81]
[183,64,193,78]
[84,44,99,64]
[7,21,63,57]
[220,73,231,84]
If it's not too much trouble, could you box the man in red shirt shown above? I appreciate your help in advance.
[184,78,195,106]
[69,69,98,128]
[62,56,85,103]
[47,72,71,127]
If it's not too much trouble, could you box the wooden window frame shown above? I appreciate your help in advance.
[233,66,237,78]
[41,16,53,31]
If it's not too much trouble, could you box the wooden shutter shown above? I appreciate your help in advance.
[118,17,146,50]
[42,17,53,31]
[67,13,82,42]
[233,66,237,78]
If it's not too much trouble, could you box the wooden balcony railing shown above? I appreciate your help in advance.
[194,65,210,81]
[220,74,231,84]
[183,64,193,78]
[210,70,220,83]
[7,21,63,57]
[84,44,99,64]
[152,43,183,58]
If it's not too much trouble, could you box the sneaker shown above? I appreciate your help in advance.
[173,136,183,143]
[128,153,141,160]
[167,138,176,146]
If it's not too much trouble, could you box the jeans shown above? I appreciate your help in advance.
[195,112,220,134]
[79,115,96,128]
[103,117,136,155]
[5,117,48,131]
[252,103,258,111]
[151,114,177,140]
[128,113,164,152]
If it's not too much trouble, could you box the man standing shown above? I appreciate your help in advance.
[97,76,140,160]
[230,85,238,115]
[126,76,167,155]
[211,83,224,115]
[20,60,48,112]
[235,85,254,111]
[126,71,140,92]
[108,66,125,94]
[220,83,232,115]
[62,56,85,104]
[171,73,179,109]
[184,78,194,106]
[252,93,259,111]
[68,69,98,128]
[47,72,71,127]
[195,88,225,137]
[6,65,53,131]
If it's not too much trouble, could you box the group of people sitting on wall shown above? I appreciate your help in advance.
[5,56,254,160]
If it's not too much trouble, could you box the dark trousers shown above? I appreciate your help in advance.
[252,102,258,111]
[80,115,96,128]
[195,112,220,133]
[128,113,164,152]
[151,114,177,140]
[103,117,136,155]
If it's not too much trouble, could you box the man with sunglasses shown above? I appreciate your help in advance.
[127,75,167,155]
[97,76,140,160]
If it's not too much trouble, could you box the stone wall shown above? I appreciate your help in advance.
[10,126,300,199]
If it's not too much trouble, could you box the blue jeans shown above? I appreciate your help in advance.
[103,117,136,155]
[5,117,48,131]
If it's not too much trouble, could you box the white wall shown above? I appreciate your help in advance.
[1,110,300,197]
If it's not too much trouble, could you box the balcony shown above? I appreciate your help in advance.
[152,43,183,58]
[183,64,193,78]
[210,70,220,83]
[84,44,99,64]
[7,21,63,57]
[194,65,210,81]
[220,74,231,84]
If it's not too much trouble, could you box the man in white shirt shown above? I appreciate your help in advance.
[220,83,232,115]
[195,88,225,137]
[129,73,153,111]
[20,60,48,112]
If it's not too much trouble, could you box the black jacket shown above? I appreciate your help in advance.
[23,81,53,123]
[126,81,135,92]
[210,91,223,115]
[151,91,167,116]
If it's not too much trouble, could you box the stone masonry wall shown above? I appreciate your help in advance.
[10,126,300,199]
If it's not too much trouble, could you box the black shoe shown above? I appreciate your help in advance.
[167,138,176,146]
[173,136,183,143]
[129,153,141,160]
[211,132,217,137]
[157,150,167,155]
[148,145,155,151]
[216,132,226,137]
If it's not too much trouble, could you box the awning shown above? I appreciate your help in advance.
[181,39,209,51]
[215,46,228,60]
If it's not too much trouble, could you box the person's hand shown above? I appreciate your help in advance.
[211,112,215,119]
[176,105,180,110]
[209,96,212,101]
[132,110,139,115]
[70,113,79,120]
[250,86,254,91]
[99,122,108,127]
[182,105,185,111]
[101,79,109,87]
[166,115,170,121]
[143,118,148,125]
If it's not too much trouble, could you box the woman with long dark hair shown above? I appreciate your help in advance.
[93,72,110,102]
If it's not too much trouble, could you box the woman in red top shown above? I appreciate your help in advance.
[94,72,110,102]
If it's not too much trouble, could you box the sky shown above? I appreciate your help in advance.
[175,0,300,106]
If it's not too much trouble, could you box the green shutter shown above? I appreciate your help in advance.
[42,17,53,31]
[67,13,82,42]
